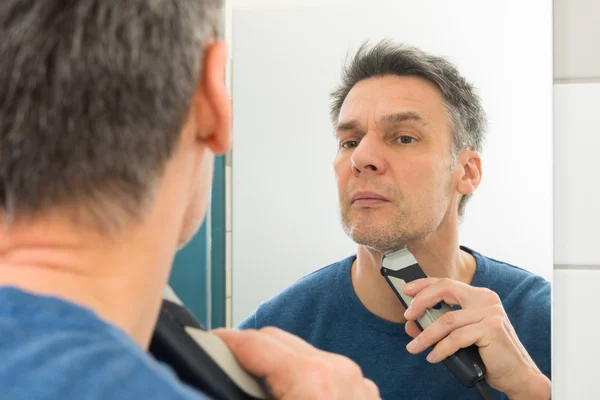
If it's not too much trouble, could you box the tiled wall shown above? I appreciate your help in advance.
[553,0,600,82]
[224,0,600,397]
[553,83,600,398]
[552,0,600,396]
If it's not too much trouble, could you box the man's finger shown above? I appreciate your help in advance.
[405,320,421,339]
[404,279,484,320]
[424,319,497,364]
[212,329,299,388]
[363,378,382,399]
[405,308,487,354]
[402,278,439,296]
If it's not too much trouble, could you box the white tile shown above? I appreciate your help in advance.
[554,0,600,80]
[553,268,600,399]
[226,232,232,298]
[554,83,600,265]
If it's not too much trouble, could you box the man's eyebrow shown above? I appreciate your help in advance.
[379,112,429,126]
[334,120,361,133]
[335,112,428,134]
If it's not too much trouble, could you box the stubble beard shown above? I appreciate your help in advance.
[341,204,420,253]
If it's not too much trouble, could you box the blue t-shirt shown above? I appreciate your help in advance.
[238,247,551,400]
[0,286,212,400]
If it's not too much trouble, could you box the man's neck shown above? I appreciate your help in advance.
[0,214,178,348]
[350,222,476,324]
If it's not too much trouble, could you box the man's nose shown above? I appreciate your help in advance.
[350,135,386,176]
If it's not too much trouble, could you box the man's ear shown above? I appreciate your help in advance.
[193,40,232,154]
[456,150,482,196]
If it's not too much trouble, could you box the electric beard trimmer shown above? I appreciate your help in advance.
[149,286,271,400]
[380,247,493,400]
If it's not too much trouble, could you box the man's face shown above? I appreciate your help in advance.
[333,75,459,252]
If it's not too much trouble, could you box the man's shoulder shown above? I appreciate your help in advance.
[470,248,550,303]
[0,287,209,400]
[237,255,355,330]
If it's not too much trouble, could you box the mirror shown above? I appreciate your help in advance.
[228,3,553,325]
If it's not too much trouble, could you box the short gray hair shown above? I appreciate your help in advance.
[0,0,223,230]
[330,40,487,217]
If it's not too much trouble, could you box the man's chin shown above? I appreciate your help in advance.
[355,240,407,254]
[344,228,407,253]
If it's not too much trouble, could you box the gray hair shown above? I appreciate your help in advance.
[0,0,223,230]
[330,39,487,217]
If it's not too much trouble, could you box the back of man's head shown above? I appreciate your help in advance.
[0,0,222,230]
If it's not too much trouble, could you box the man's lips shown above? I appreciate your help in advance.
[351,191,390,206]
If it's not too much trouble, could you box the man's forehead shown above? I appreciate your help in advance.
[337,75,445,125]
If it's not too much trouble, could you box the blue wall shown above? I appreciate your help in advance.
[168,155,226,329]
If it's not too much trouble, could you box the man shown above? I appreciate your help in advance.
[238,40,551,399]
[0,2,380,399]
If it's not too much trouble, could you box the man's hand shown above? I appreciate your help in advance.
[212,327,381,400]
[402,278,551,400]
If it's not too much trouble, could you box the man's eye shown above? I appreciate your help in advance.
[341,140,359,148]
[397,136,416,144]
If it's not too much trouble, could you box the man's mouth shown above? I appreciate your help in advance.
[351,191,390,206]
